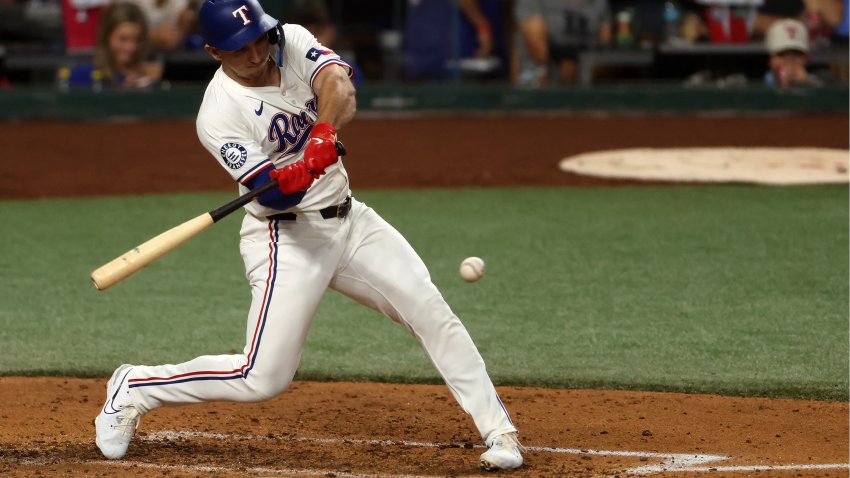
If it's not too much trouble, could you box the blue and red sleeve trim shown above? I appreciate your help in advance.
[237,160,273,185]
[309,59,353,90]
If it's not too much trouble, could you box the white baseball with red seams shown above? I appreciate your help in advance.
[96,12,519,466]
[460,257,486,282]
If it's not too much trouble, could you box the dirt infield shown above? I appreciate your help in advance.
[0,378,847,477]
[1,115,848,476]
[1,115,848,198]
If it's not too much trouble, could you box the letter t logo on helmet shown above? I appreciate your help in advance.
[232,5,252,26]
[199,0,281,52]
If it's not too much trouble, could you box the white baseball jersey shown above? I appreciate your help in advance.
[196,23,353,217]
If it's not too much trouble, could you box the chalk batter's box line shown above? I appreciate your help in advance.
[140,430,850,475]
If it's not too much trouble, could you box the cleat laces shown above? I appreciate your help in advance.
[112,407,140,438]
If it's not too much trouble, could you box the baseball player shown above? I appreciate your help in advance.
[94,0,523,471]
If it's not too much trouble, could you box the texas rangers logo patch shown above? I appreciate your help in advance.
[220,142,248,169]
[306,47,333,61]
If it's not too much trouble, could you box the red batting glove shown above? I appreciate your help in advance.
[269,161,314,194]
[304,122,339,178]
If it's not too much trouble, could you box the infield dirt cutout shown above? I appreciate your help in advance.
[2,117,848,477]
[558,148,850,185]
[0,378,847,477]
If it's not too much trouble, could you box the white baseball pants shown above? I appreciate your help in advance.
[127,198,516,443]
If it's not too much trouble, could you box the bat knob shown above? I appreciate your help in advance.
[335,141,347,157]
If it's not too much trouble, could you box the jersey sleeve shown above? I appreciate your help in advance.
[282,23,353,91]
[196,109,273,186]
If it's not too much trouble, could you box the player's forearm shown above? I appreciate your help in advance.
[315,70,356,130]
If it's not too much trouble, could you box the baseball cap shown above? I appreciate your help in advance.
[766,19,809,54]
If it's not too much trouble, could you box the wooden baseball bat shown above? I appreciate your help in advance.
[91,142,346,291]
[90,180,278,291]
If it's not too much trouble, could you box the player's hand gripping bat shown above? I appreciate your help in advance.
[91,142,346,291]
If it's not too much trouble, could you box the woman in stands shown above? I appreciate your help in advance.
[66,2,162,89]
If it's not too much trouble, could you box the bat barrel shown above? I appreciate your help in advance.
[91,213,214,290]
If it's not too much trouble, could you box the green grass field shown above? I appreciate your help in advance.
[0,186,846,400]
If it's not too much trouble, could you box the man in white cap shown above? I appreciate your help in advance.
[764,18,823,88]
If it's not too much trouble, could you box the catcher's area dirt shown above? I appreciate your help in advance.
[1,115,848,477]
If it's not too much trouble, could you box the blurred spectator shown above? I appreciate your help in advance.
[63,2,162,89]
[810,0,846,27]
[285,0,363,85]
[764,18,822,87]
[698,0,762,43]
[755,0,844,39]
[831,0,849,37]
[756,0,806,34]
[513,0,611,86]
[680,5,712,44]
[127,0,200,50]
[402,0,506,80]
[832,0,848,80]
[61,0,110,53]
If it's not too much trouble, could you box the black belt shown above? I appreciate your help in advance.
[267,196,351,221]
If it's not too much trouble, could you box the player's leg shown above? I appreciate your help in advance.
[329,199,518,444]
[96,216,343,458]
[128,217,342,410]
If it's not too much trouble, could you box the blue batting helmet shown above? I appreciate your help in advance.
[199,0,279,51]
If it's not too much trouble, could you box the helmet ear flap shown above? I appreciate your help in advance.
[267,24,283,45]
[268,23,285,66]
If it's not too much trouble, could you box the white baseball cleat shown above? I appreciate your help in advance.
[94,364,141,459]
[480,432,524,471]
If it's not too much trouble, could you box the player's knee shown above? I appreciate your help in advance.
[243,372,293,401]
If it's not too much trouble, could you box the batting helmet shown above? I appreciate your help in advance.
[199,0,280,51]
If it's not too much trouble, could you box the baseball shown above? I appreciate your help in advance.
[459,257,485,282]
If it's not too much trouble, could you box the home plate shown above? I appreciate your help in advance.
[559,147,849,185]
